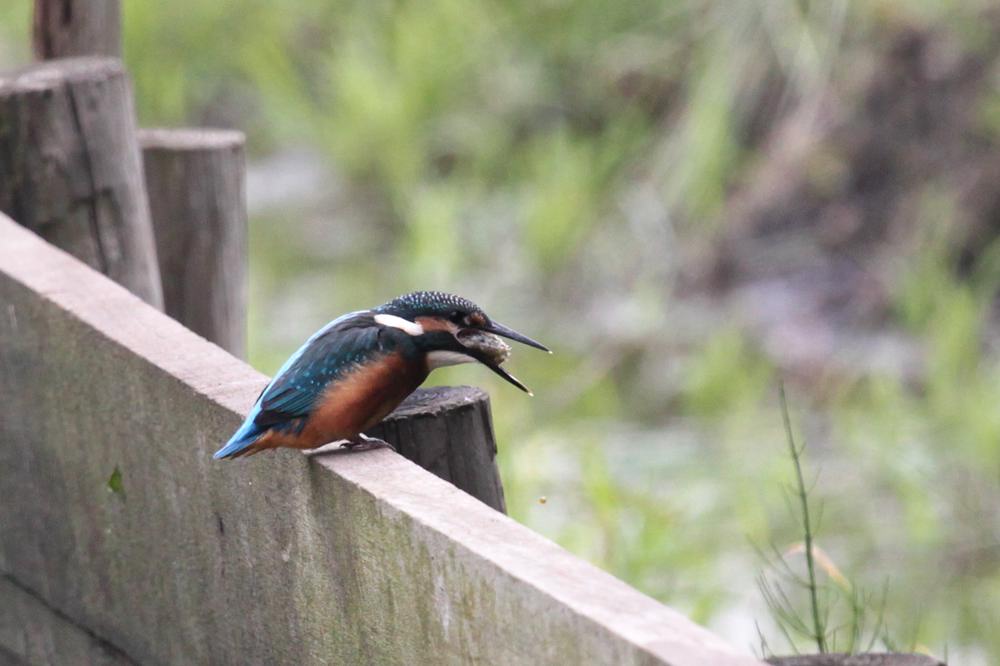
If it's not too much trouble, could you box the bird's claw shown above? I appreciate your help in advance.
[342,435,396,453]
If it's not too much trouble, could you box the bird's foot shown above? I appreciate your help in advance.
[303,441,343,457]
[342,434,396,453]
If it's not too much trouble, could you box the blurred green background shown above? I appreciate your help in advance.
[4,1,1000,661]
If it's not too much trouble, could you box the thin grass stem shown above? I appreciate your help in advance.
[779,381,827,653]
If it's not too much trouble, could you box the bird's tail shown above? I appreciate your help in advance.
[213,418,264,460]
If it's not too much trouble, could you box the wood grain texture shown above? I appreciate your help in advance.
[0,57,163,308]
[33,0,121,59]
[139,128,247,356]
[369,385,507,513]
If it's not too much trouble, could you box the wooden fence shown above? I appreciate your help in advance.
[0,215,762,665]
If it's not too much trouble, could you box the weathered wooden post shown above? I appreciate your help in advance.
[370,386,507,512]
[0,57,164,308]
[139,129,248,358]
[33,0,121,59]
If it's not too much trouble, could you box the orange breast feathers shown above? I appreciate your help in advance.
[286,351,428,449]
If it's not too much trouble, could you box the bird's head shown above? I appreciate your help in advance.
[373,291,549,394]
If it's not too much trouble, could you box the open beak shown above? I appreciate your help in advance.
[481,361,533,396]
[455,321,547,395]
[485,321,551,353]
[457,329,536,395]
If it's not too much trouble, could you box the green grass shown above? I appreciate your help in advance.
[755,383,898,658]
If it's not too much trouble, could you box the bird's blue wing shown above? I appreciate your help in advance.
[214,310,379,458]
[255,316,382,425]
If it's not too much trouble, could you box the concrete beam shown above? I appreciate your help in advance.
[0,215,762,665]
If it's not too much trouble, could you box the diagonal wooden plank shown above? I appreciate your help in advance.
[0,215,763,666]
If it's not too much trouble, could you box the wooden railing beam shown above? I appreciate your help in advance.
[0,215,762,666]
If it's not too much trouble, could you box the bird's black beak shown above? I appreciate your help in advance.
[456,328,536,395]
[484,321,551,353]
[481,361,533,395]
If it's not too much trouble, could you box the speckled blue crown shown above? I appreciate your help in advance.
[376,291,484,319]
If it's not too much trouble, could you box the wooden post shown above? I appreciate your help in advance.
[33,0,121,59]
[138,129,248,358]
[0,57,164,308]
[369,386,508,513]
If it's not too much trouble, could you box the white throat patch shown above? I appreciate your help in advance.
[374,313,424,336]
[427,351,475,369]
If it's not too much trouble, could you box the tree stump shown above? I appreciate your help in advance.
[369,386,508,513]
[33,0,121,59]
[0,57,163,308]
[139,129,248,358]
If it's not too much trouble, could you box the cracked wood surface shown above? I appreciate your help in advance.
[0,216,763,665]
[0,57,163,308]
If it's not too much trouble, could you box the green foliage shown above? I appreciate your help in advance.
[117,0,778,286]
[756,385,896,657]
[0,3,29,63]
[682,329,774,417]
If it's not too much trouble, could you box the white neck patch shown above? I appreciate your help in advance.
[427,351,475,369]
[374,313,424,336]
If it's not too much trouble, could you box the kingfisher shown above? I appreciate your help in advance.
[214,291,549,459]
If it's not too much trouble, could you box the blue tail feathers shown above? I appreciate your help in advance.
[214,408,264,459]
